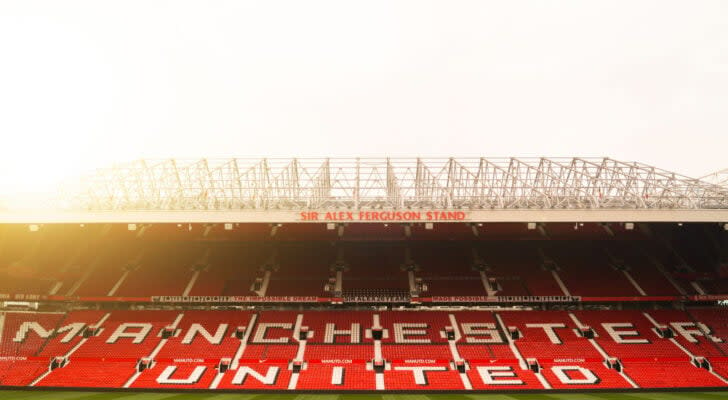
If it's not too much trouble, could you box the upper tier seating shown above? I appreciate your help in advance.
[604,242,683,296]
[265,243,335,296]
[189,244,270,296]
[411,242,486,296]
[542,243,639,296]
[341,244,410,291]
[477,242,565,296]
[0,222,725,298]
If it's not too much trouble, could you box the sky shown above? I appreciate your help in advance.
[0,0,727,205]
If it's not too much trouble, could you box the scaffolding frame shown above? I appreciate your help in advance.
[77,157,728,211]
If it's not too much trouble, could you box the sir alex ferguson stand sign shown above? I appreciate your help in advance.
[299,210,468,222]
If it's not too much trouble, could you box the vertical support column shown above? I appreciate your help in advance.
[335,270,343,296]
[551,270,571,297]
[257,270,272,296]
[182,271,200,296]
[622,270,646,296]
[480,271,497,296]
[645,252,686,295]
[408,271,417,295]
[690,281,706,295]
[107,270,130,297]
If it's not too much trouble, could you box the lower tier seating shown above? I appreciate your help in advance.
[1,309,726,391]
[624,361,726,388]
[0,360,49,386]
[35,361,137,388]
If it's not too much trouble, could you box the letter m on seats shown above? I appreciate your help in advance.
[14,322,55,342]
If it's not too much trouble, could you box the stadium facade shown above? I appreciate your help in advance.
[0,157,727,392]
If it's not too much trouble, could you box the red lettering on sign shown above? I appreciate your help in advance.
[300,212,320,221]
[426,211,466,220]
[301,210,466,222]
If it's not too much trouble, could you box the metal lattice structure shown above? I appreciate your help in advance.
[77,157,728,211]
[701,168,728,188]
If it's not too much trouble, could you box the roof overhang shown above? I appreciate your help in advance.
[73,157,728,212]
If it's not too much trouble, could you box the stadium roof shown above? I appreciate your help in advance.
[79,157,728,210]
[2,157,728,223]
[701,168,728,187]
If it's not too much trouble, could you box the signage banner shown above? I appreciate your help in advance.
[688,295,728,301]
[580,296,680,302]
[150,296,320,303]
[425,296,582,303]
[299,210,469,222]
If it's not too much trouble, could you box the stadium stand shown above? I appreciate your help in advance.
[0,219,727,391]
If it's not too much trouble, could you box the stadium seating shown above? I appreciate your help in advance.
[623,361,725,388]
[646,310,725,357]
[153,310,254,360]
[688,308,728,355]
[130,362,219,389]
[604,242,683,296]
[499,310,604,359]
[2,309,727,390]
[466,361,545,390]
[299,310,373,344]
[412,242,486,296]
[539,361,633,389]
[1,224,726,299]
[477,241,566,296]
[571,310,690,359]
[0,360,52,386]
[543,243,639,296]
[296,364,375,390]
[36,361,138,388]
[189,244,270,296]
[0,312,65,356]
[265,243,334,296]
[341,243,410,292]
[112,244,200,297]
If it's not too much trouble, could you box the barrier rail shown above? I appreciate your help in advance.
[2,293,728,304]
